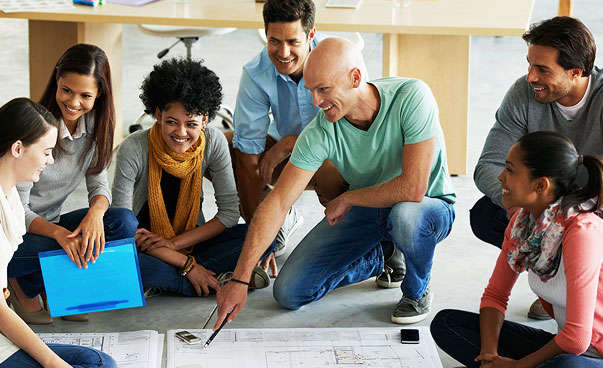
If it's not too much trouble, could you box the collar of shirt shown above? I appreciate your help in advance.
[59,116,86,141]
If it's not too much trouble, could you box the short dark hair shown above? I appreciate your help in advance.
[0,98,58,158]
[139,58,223,121]
[517,131,603,215]
[522,16,596,77]
[263,0,315,36]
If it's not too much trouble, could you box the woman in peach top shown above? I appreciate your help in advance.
[431,131,602,368]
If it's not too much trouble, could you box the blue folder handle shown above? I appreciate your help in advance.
[66,299,129,312]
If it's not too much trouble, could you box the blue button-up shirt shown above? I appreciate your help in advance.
[232,34,324,155]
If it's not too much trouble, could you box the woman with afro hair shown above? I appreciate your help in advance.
[112,58,274,297]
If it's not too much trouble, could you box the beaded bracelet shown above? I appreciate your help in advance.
[180,255,196,276]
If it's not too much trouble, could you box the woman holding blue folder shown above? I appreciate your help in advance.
[112,58,274,297]
[6,44,138,324]
[0,98,116,368]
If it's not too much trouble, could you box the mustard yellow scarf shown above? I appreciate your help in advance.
[147,122,205,251]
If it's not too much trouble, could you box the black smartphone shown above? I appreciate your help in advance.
[400,328,420,344]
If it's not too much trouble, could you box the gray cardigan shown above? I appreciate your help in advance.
[111,126,240,228]
[18,114,112,229]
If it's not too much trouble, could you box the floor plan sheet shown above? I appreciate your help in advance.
[38,330,163,368]
[167,327,442,368]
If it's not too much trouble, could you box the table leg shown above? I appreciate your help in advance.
[558,0,573,16]
[383,34,470,175]
[29,20,124,144]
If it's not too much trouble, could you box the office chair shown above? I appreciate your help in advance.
[129,25,237,134]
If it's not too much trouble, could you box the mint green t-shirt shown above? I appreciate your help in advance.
[290,77,456,204]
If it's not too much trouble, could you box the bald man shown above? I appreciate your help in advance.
[215,38,456,326]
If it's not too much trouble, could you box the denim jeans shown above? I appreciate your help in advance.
[0,344,117,368]
[469,195,508,248]
[138,224,275,296]
[430,309,603,368]
[7,207,138,298]
[273,197,455,310]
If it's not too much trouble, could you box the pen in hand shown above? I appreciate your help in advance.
[203,311,231,349]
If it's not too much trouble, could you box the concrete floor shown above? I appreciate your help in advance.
[1,0,602,366]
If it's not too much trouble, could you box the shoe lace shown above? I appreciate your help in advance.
[382,265,393,283]
[217,272,233,287]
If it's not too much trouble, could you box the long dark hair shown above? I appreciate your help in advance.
[38,43,115,174]
[0,98,58,157]
[517,131,603,214]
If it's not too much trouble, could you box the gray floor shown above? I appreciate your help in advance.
[1,1,602,366]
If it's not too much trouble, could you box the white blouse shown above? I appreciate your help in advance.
[0,186,25,362]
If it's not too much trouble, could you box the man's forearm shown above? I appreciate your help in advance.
[344,174,427,208]
[232,195,288,280]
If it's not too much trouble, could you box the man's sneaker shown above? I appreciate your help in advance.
[217,266,270,290]
[391,287,432,324]
[376,244,406,288]
[274,206,304,258]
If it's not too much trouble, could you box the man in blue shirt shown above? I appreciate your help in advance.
[227,0,348,262]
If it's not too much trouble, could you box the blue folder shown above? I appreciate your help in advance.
[39,238,145,317]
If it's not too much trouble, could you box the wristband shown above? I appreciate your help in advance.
[180,255,196,276]
[229,278,250,287]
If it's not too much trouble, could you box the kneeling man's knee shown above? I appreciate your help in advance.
[273,276,303,310]
[389,202,423,236]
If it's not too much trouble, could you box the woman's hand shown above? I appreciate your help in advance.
[54,227,85,268]
[475,352,498,364]
[185,264,220,296]
[135,228,177,252]
[68,207,105,263]
[480,356,518,368]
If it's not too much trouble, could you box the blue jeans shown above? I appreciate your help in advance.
[470,195,508,248]
[273,198,455,310]
[430,309,603,368]
[0,344,117,368]
[138,224,275,296]
[7,207,138,298]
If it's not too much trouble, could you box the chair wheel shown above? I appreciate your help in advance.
[129,124,143,134]
[221,119,233,131]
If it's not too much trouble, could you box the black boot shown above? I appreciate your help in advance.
[376,242,406,288]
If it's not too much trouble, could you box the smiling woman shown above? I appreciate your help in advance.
[0,98,117,367]
[432,132,603,368]
[6,44,138,325]
[112,58,275,297]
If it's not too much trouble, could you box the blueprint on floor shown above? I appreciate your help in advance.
[37,330,163,368]
[167,327,442,368]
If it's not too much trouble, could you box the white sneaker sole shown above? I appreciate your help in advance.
[391,311,429,324]
[274,214,304,258]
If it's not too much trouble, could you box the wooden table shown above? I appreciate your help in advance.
[1,0,534,174]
